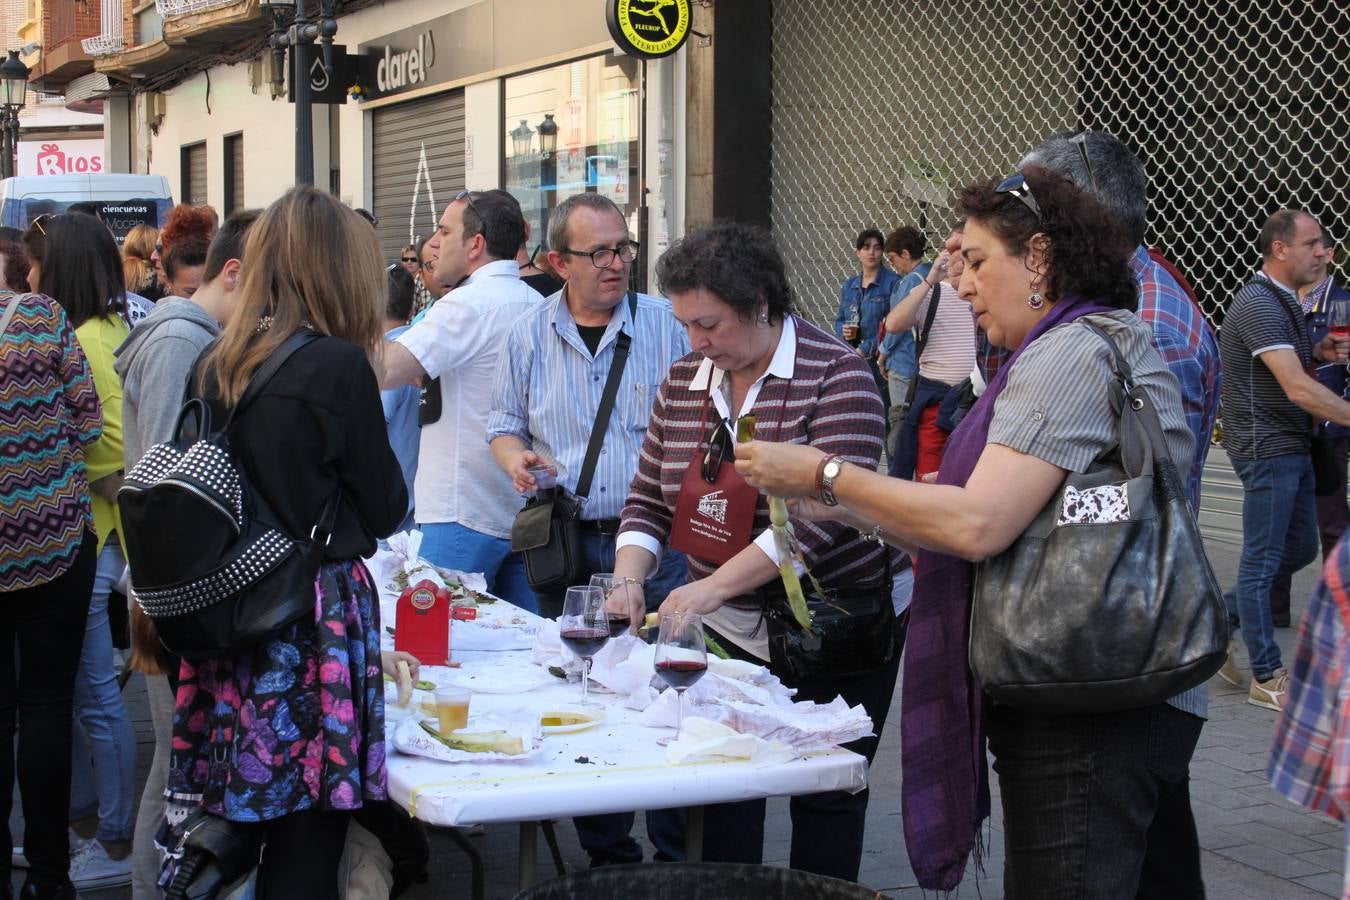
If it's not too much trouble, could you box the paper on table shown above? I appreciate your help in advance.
[665,717,796,765]
[720,696,873,752]
[587,636,654,695]
[454,618,539,652]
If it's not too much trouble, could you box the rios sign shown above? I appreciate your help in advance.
[606,0,691,59]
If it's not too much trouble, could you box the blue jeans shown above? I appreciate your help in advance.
[69,536,136,843]
[418,521,538,614]
[1225,454,1320,680]
[987,701,1205,900]
[533,532,688,620]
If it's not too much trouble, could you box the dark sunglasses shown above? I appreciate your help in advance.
[701,420,733,483]
[400,256,418,263]
[1070,132,1099,194]
[455,189,490,243]
[995,172,1042,223]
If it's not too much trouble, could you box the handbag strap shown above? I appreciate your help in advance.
[223,330,322,429]
[1081,321,1188,502]
[575,291,638,502]
[0,292,23,346]
[913,280,943,360]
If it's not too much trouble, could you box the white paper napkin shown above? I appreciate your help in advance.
[665,717,796,765]
[390,711,542,763]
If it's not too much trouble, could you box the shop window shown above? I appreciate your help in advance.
[503,54,641,258]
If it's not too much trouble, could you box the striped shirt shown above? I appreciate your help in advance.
[486,288,691,521]
[915,282,976,386]
[1219,274,1313,460]
[988,309,1205,718]
[619,316,888,590]
[0,293,101,590]
[1268,536,1350,824]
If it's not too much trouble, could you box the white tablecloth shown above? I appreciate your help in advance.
[374,577,868,828]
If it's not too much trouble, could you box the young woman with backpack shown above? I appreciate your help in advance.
[160,185,411,898]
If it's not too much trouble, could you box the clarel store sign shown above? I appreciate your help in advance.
[356,6,492,102]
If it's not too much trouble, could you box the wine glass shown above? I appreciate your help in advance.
[653,611,708,746]
[1329,299,1350,369]
[559,585,609,705]
[590,574,635,637]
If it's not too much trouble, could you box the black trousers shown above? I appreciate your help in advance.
[257,809,351,899]
[0,532,96,892]
[698,623,904,882]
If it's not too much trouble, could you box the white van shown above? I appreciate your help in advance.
[0,174,174,244]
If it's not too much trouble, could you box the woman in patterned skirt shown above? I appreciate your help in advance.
[162,185,414,898]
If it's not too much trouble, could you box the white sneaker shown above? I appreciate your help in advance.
[12,831,91,868]
[68,840,133,891]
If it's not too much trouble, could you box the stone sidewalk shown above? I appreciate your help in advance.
[20,460,1348,899]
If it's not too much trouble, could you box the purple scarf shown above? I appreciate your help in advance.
[900,298,1115,891]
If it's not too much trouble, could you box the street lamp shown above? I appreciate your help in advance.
[536,113,558,158]
[536,113,558,243]
[509,119,534,158]
[262,0,339,186]
[0,50,30,180]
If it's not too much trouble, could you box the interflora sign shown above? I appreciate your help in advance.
[18,140,104,176]
[606,0,691,59]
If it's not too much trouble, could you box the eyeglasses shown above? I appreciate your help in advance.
[1070,132,1099,194]
[454,189,490,243]
[30,213,53,236]
[995,173,1042,223]
[701,420,733,483]
[400,256,418,263]
[559,242,640,269]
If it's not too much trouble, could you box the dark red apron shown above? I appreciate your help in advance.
[670,387,786,566]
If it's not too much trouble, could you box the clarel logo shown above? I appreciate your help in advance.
[376,31,436,94]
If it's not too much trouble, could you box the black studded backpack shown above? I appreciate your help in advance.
[118,330,340,659]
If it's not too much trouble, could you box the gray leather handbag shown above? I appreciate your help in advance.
[970,323,1227,715]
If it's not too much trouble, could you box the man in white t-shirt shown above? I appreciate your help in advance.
[380,189,543,611]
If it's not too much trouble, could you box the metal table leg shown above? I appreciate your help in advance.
[443,826,485,900]
[518,821,538,891]
[540,819,567,876]
[685,805,705,862]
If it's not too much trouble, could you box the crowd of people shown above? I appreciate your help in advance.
[0,126,1346,900]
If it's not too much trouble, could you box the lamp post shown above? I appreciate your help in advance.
[509,119,534,159]
[536,113,558,243]
[262,0,339,186]
[0,50,30,180]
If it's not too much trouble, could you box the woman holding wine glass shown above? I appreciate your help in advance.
[607,222,905,882]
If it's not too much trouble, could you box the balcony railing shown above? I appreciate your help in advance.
[83,0,126,57]
[156,0,243,16]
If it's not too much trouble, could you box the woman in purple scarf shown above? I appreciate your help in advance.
[735,167,1202,899]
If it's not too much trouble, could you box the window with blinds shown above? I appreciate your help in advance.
[180,142,206,207]
[223,133,243,215]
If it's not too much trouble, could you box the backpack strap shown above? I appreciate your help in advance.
[223,330,322,429]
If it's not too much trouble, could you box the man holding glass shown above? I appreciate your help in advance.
[487,192,689,867]
[1217,210,1350,712]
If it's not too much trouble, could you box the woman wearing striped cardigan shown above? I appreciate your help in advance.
[609,221,903,881]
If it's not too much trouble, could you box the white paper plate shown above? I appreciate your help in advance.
[446,666,554,694]
[539,705,605,735]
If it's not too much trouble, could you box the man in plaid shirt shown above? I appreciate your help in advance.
[1269,535,1350,898]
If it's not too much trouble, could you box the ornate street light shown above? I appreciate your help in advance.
[536,113,558,158]
[262,0,339,186]
[509,119,534,158]
[0,50,29,179]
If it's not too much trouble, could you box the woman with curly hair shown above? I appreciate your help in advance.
[157,205,216,300]
[121,224,161,302]
[607,220,901,880]
[736,167,1201,897]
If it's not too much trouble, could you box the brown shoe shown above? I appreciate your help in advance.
[1248,668,1290,711]
[1215,636,1244,686]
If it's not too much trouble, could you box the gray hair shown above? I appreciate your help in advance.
[1021,130,1148,247]
[547,193,626,254]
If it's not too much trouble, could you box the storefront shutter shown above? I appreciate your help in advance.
[181,142,207,207]
[371,89,466,264]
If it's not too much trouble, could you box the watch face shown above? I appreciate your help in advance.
[824,460,843,480]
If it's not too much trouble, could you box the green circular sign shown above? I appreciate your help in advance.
[606,0,691,60]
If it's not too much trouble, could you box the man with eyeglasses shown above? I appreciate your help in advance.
[379,189,544,612]
[487,191,690,867]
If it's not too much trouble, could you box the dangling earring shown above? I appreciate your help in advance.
[1027,291,1045,309]
[758,312,769,324]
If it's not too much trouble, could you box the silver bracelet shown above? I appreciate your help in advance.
[860,523,885,545]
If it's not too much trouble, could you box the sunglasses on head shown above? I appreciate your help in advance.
[995,172,1042,223]
[30,213,54,236]
[1070,132,1099,194]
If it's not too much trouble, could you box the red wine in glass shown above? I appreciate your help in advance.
[1331,325,1350,338]
[656,658,708,690]
[607,616,631,639]
[560,627,610,658]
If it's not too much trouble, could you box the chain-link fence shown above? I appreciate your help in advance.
[771,0,1350,329]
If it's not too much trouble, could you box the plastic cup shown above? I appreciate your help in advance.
[526,463,557,493]
[434,686,471,733]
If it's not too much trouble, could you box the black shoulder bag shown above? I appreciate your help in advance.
[1263,278,1339,496]
[511,292,637,592]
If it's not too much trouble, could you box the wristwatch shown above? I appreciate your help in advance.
[816,454,845,507]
